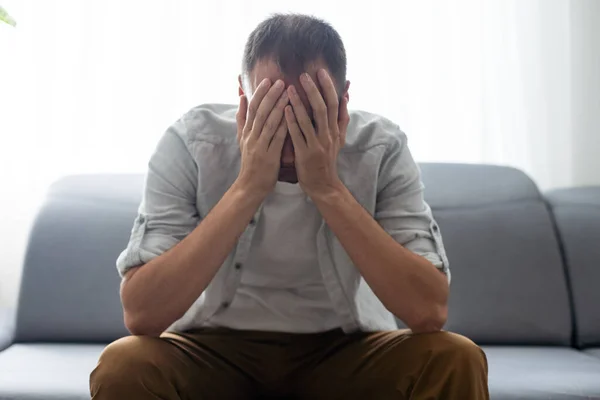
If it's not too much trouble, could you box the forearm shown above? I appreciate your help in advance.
[121,180,263,336]
[312,184,449,333]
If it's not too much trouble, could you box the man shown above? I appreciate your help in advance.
[90,13,489,399]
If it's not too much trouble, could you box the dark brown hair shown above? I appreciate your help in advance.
[242,14,347,93]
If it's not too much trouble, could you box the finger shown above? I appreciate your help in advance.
[244,78,272,136]
[258,90,289,148]
[287,85,317,147]
[250,80,285,142]
[285,105,307,153]
[236,95,247,143]
[338,97,350,145]
[299,73,328,138]
[317,69,340,136]
[268,116,288,154]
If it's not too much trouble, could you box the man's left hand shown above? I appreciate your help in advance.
[285,69,350,200]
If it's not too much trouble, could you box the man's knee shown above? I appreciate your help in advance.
[406,332,489,398]
[427,331,488,373]
[90,335,166,394]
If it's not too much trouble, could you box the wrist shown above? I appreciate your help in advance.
[306,179,348,205]
[230,178,269,205]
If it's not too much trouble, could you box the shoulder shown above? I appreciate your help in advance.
[343,110,407,155]
[174,103,238,146]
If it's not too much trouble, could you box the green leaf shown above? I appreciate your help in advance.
[0,5,17,27]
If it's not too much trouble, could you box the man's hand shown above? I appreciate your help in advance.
[236,78,289,199]
[285,69,350,199]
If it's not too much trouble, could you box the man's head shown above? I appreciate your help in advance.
[239,14,350,183]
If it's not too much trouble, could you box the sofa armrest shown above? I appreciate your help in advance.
[0,308,15,352]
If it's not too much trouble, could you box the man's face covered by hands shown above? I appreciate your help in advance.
[239,58,350,183]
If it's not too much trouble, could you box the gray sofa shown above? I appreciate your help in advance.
[0,163,599,400]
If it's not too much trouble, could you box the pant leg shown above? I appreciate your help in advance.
[295,330,489,400]
[90,330,262,400]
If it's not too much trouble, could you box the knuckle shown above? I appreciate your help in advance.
[315,104,327,115]
[256,109,268,123]
[248,103,258,116]
[264,119,278,133]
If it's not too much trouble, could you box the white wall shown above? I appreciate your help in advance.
[0,21,36,309]
[479,0,573,189]
[570,0,600,186]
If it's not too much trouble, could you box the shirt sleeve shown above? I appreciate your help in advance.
[116,119,200,277]
[375,127,451,283]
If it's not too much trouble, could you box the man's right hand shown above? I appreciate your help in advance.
[121,79,289,335]
[235,78,289,198]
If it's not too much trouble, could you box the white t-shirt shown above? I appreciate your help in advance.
[207,181,341,333]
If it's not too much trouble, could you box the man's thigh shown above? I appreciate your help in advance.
[295,330,488,400]
[90,329,266,400]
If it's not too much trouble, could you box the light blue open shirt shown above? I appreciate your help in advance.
[117,104,450,333]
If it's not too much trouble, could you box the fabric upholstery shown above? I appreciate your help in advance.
[420,163,541,209]
[585,348,600,359]
[14,175,142,343]
[0,344,104,400]
[484,346,600,399]
[546,187,600,348]
[419,164,572,345]
[547,187,600,207]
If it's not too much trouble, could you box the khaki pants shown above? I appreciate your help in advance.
[90,328,489,399]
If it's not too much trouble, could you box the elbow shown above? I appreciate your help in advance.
[123,311,166,338]
[120,268,166,337]
[407,303,448,334]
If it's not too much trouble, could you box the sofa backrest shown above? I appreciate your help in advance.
[420,164,572,345]
[546,187,600,348]
[15,164,575,345]
[14,175,141,342]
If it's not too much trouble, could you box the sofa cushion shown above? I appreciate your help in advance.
[14,175,142,343]
[420,164,572,345]
[0,344,104,400]
[546,187,600,348]
[484,346,600,399]
[585,348,600,359]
